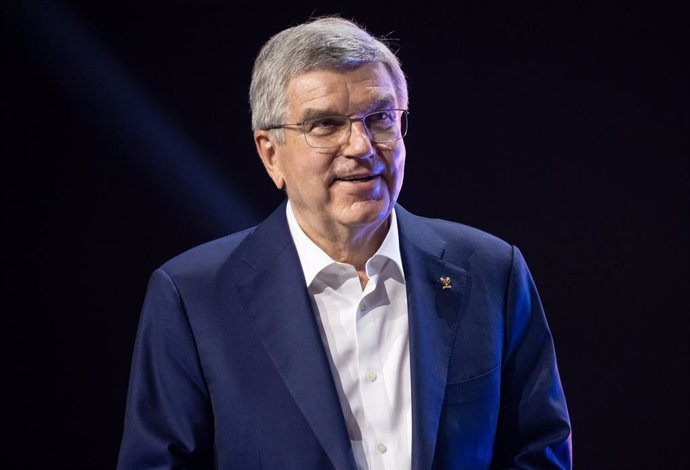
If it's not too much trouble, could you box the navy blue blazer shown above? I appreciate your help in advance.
[117,202,571,469]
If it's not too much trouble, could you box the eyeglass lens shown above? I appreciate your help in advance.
[302,110,407,148]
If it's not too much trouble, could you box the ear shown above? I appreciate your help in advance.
[254,130,285,190]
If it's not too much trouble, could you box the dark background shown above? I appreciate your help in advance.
[4,2,688,469]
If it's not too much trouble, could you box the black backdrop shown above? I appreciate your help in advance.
[4,2,688,469]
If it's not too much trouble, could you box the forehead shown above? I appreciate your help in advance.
[285,63,399,117]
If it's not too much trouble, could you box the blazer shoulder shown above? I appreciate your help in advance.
[158,226,256,279]
[398,206,514,265]
[429,216,510,249]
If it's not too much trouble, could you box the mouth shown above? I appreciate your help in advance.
[335,173,380,183]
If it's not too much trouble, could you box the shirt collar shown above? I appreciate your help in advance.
[286,201,405,287]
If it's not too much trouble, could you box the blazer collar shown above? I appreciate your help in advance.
[232,202,468,470]
[233,201,357,470]
[396,205,470,470]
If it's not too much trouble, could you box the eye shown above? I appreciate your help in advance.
[368,111,392,122]
[365,110,396,129]
[303,116,346,133]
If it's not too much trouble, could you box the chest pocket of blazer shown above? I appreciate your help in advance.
[443,364,500,405]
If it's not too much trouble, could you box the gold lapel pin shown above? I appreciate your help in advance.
[439,276,452,290]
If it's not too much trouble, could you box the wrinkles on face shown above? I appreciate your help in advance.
[268,63,406,266]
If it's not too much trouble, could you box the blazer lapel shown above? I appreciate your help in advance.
[232,203,356,470]
[397,206,470,470]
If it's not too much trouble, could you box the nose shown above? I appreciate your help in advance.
[343,119,375,158]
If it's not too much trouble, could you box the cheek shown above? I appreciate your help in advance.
[389,149,406,185]
[279,147,319,180]
[282,157,332,196]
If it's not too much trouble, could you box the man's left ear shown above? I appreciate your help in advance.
[254,131,285,190]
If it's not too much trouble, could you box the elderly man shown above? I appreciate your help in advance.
[117,16,572,470]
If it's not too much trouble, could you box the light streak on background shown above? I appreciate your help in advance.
[11,1,260,237]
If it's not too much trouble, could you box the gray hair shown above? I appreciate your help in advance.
[249,16,408,142]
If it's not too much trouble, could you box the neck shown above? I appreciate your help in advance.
[293,212,390,274]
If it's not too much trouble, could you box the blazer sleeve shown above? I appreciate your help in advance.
[116,268,214,470]
[492,246,572,469]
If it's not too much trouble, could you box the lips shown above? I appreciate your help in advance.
[337,174,378,182]
[331,160,386,186]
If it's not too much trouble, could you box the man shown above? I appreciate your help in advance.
[117,16,572,470]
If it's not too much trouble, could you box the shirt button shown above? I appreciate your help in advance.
[377,443,387,454]
[366,370,377,382]
[359,303,366,311]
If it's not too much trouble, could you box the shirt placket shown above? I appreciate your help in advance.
[356,267,393,467]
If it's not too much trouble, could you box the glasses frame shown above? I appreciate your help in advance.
[262,109,409,149]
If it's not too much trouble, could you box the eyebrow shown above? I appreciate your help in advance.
[297,95,399,122]
[366,95,398,112]
[298,108,342,123]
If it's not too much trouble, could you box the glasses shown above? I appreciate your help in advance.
[263,109,408,148]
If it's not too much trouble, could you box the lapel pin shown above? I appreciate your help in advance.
[439,276,452,290]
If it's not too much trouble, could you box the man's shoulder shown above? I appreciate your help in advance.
[412,213,509,245]
[158,226,257,279]
[396,206,514,266]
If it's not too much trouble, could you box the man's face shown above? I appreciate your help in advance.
[255,62,406,242]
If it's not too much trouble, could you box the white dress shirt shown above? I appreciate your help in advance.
[286,202,411,470]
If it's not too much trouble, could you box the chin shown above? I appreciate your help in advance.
[338,198,393,228]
